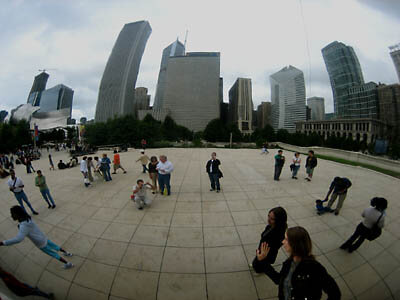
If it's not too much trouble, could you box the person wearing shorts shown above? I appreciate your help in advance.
[112,150,127,174]
[305,150,317,181]
[0,206,73,269]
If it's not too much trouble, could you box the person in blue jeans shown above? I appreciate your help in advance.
[157,155,174,195]
[206,152,222,192]
[7,170,38,215]
[35,170,56,209]
[101,153,112,181]
[291,152,301,179]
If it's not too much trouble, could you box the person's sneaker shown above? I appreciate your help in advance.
[216,190,220,193]
[48,205,52,209]
[210,189,215,191]
[334,211,339,216]
[249,263,253,268]
[63,262,74,269]
[52,205,56,209]
[63,251,73,257]
[339,244,348,250]
[32,211,39,215]
[123,171,127,174]
[294,177,298,179]
[138,207,144,210]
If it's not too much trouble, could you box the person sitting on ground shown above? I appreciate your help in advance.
[58,160,67,170]
[0,206,74,269]
[132,179,153,210]
[340,197,387,253]
[315,199,329,215]
[251,207,287,273]
[254,226,341,300]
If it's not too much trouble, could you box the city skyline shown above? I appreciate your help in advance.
[0,0,399,120]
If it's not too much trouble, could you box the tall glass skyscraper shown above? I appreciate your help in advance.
[270,65,306,132]
[153,39,185,110]
[389,43,400,83]
[95,21,152,122]
[322,41,364,118]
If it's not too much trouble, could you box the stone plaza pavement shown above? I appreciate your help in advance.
[0,148,399,300]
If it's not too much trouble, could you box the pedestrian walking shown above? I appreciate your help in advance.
[48,154,54,171]
[206,152,222,192]
[87,157,95,182]
[26,157,35,174]
[35,170,56,209]
[305,150,317,181]
[100,154,112,181]
[324,177,352,215]
[0,267,54,299]
[7,170,38,215]
[340,197,387,252]
[254,226,341,300]
[290,152,301,179]
[251,207,287,272]
[148,156,159,194]
[80,156,90,187]
[274,150,285,181]
[136,151,150,173]
[0,206,73,269]
[157,155,174,195]
[93,156,103,180]
[112,150,127,174]
[131,179,153,210]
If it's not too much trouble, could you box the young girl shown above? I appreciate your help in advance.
[0,206,74,269]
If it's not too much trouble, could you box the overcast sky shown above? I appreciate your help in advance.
[0,0,399,120]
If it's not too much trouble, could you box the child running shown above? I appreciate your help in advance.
[0,206,74,269]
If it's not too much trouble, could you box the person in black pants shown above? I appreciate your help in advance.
[251,207,287,272]
[206,152,221,192]
[254,226,341,300]
[274,150,285,181]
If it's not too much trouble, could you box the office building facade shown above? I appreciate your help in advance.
[270,66,306,132]
[95,21,152,122]
[134,87,151,116]
[389,43,400,83]
[162,52,220,132]
[27,72,49,104]
[322,41,364,118]
[153,39,185,110]
[257,102,272,129]
[307,97,325,120]
[228,78,254,134]
[378,84,400,141]
[346,82,378,119]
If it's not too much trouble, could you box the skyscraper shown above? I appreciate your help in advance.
[153,39,185,110]
[228,78,254,134]
[389,43,400,83]
[162,52,220,131]
[95,21,152,122]
[322,41,364,118]
[257,102,272,129]
[270,66,306,132]
[27,72,49,104]
[307,97,325,120]
[134,87,150,116]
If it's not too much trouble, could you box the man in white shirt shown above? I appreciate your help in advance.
[0,206,73,269]
[80,156,90,187]
[156,155,174,195]
[132,180,153,210]
[7,170,38,215]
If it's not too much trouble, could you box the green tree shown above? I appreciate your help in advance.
[203,119,228,142]
[276,129,290,142]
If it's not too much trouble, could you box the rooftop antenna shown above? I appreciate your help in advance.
[38,68,57,73]
[184,29,188,55]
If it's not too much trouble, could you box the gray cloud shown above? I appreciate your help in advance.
[357,0,400,21]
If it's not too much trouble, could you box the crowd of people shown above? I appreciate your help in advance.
[0,144,390,300]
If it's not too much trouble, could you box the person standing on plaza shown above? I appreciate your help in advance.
[35,170,56,209]
[206,152,222,192]
[26,157,35,174]
[0,206,73,269]
[48,154,54,171]
[324,176,352,215]
[112,150,127,174]
[148,156,159,194]
[132,179,154,210]
[100,153,112,181]
[305,150,317,182]
[291,152,301,179]
[80,156,90,187]
[157,155,174,195]
[340,197,387,252]
[141,139,147,150]
[87,157,95,182]
[274,150,285,181]
[93,156,103,180]
[136,151,150,173]
[7,170,38,215]
[251,207,287,272]
[254,226,341,300]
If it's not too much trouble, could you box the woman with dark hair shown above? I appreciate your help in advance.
[255,226,341,300]
[251,207,288,272]
[340,197,387,252]
[0,206,74,270]
[148,156,159,194]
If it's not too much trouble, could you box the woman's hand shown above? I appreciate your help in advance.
[256,242,270,261]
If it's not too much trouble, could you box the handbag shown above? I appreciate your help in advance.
[218,170,223,178]
[289,163,295,171]
[366,213,384,241]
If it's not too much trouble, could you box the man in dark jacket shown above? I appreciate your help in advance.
[274,150,285,181]
[324,177,352,215]
[305,150,317,181]
[206,152,221,192]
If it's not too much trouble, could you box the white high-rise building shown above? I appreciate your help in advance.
[389,43,400,83]
[307,97,325,120]
[270,65,306,132]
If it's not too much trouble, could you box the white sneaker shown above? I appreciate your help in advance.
[63,262,74,269]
